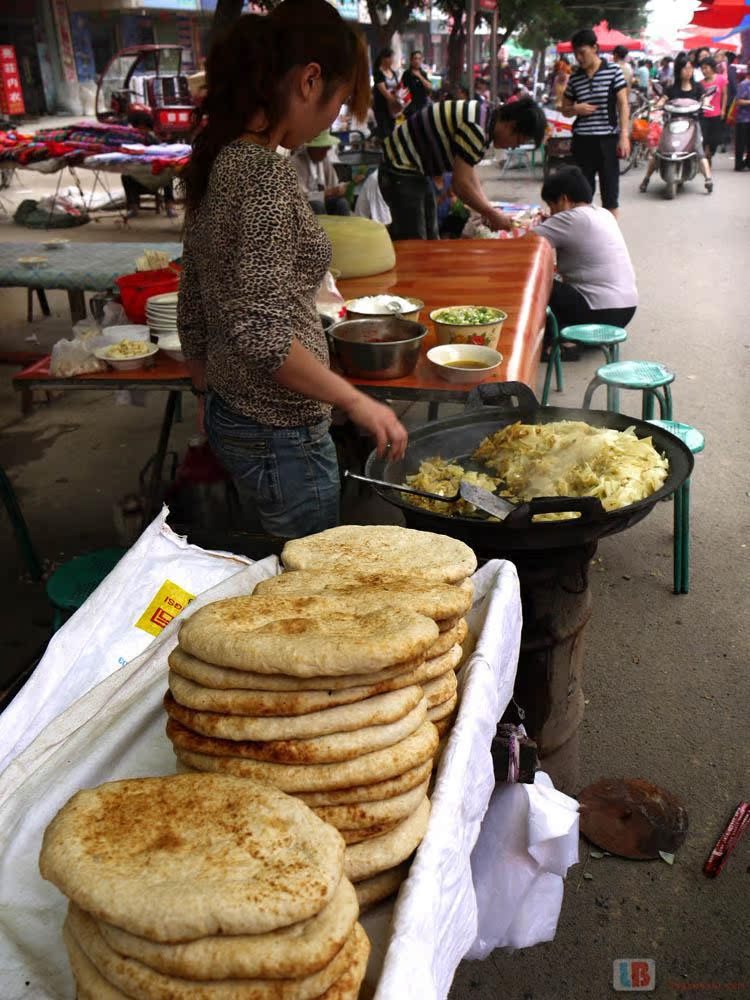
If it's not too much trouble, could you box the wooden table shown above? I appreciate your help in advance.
[13,237,553,521]
[0,241,181,323]
[337,234,554,409]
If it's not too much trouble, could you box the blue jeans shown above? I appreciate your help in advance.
[204,392,340,539]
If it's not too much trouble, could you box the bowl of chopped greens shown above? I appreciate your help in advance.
[430,305,507,349]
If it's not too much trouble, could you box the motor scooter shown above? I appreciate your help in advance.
[655,98,702,199]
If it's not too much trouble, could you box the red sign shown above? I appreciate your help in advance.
[0,45,25,115]
[478,0,497,10]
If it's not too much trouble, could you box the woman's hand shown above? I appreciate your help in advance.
[343,393,409,461]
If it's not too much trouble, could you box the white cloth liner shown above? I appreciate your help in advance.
[0,547,574,999]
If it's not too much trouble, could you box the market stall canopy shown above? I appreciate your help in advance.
[557,21,644,53]
[678,30,739,50]
[689,2,750,29]
[502,39,533,59]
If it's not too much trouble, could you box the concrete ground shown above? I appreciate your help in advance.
[1,145,749,998]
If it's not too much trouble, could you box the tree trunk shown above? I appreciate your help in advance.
[447,15,466,89]
[211,0,244,43]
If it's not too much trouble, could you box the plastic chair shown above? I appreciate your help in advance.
[541,308,564,405]
[46,548,126,633]
[648,420,704,595]
[583,360,674,419]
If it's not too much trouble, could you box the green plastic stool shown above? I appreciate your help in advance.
[541,307,564,405]
[46,548,126,632]
[583,360,674,419]
[542,320,628,407]
[648,420,704,595]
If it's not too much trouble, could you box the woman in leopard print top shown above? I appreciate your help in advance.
[178,0,407,539]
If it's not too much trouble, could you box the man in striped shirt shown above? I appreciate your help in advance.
[563,28,630,217]
[378,96,546,239]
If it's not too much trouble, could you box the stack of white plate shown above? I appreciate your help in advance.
[146,292,183,361]
[146,291,178,335]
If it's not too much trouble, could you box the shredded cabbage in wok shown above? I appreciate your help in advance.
[404,459,500,516]
[401,421,669,520]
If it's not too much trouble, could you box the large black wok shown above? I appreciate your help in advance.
[364,382,694,553]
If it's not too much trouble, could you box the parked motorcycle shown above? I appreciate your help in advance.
[655,97,703,199]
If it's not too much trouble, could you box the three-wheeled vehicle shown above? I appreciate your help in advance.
[95,45,194,140]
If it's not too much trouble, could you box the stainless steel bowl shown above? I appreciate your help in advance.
[329,317,427,380]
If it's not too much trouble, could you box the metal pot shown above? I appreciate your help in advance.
[329,317,427,380]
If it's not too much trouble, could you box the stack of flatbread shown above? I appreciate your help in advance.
[39,774,369,999]
[166,526,477,910]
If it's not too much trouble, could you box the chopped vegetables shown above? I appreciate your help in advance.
[432,306,505,326]
[404,458,500,516]
[401,421,669,520]
[105,339,151,359]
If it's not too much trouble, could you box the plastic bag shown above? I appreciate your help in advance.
[49,337,106,376]
[101,301,129,328]
[465,772,579,957]
[315,270,347,321]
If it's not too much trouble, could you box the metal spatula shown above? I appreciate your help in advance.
[344,470,518,520]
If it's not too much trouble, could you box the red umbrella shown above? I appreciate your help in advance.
[557,21,644,54]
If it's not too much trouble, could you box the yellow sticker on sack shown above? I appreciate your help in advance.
[135,580,196,637]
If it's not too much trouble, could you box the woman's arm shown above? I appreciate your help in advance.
[275,339,408,459]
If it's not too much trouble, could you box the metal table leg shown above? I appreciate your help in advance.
[142,390,180,528]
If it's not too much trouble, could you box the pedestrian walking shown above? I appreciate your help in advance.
[563,28,630,218]
[372,49,402,139]
[734,72,750,171]
[378,96,546,240]
[699,58,728,164]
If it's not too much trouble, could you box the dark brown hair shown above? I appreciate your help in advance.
[182,0,370,211]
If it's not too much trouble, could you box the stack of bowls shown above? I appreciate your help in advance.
[146,292,182,361]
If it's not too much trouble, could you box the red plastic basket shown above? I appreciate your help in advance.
[116,266,181,324]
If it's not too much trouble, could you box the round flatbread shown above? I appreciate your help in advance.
[254,572,473,623]
[163,686,422,742]
[64,923,131,1000]
[406,644,462,686]
[40,775,344,941]
[168,669,420,717]
[297,760,433,808]
[173,721,439,793]
[354,863,410,913]
[426,618,468,659]
[281,526,477,583]
[179,596,438,676]
[344,798,431,882]
[165,698,426,764]
[339,819,401,845]
[434,711,457,739]
[312,779,429,831]
[436,615,462,634]
[314,925,370,1000]
[169,646,426,693]
[66,905,367,1000]
[421,671,457,709]
[426,691,458,723]
[97,878,358,981]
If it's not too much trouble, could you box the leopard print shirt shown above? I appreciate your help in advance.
[178,140,333,427]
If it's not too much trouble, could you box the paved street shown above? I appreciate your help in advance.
[1,145,748,999]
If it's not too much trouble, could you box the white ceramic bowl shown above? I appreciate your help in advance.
[101,324,151,345]
[427,343,503,384]
[430,306,507,349]
[94,341,159,371]
[157,333,184,362]
[345,296,424,323]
